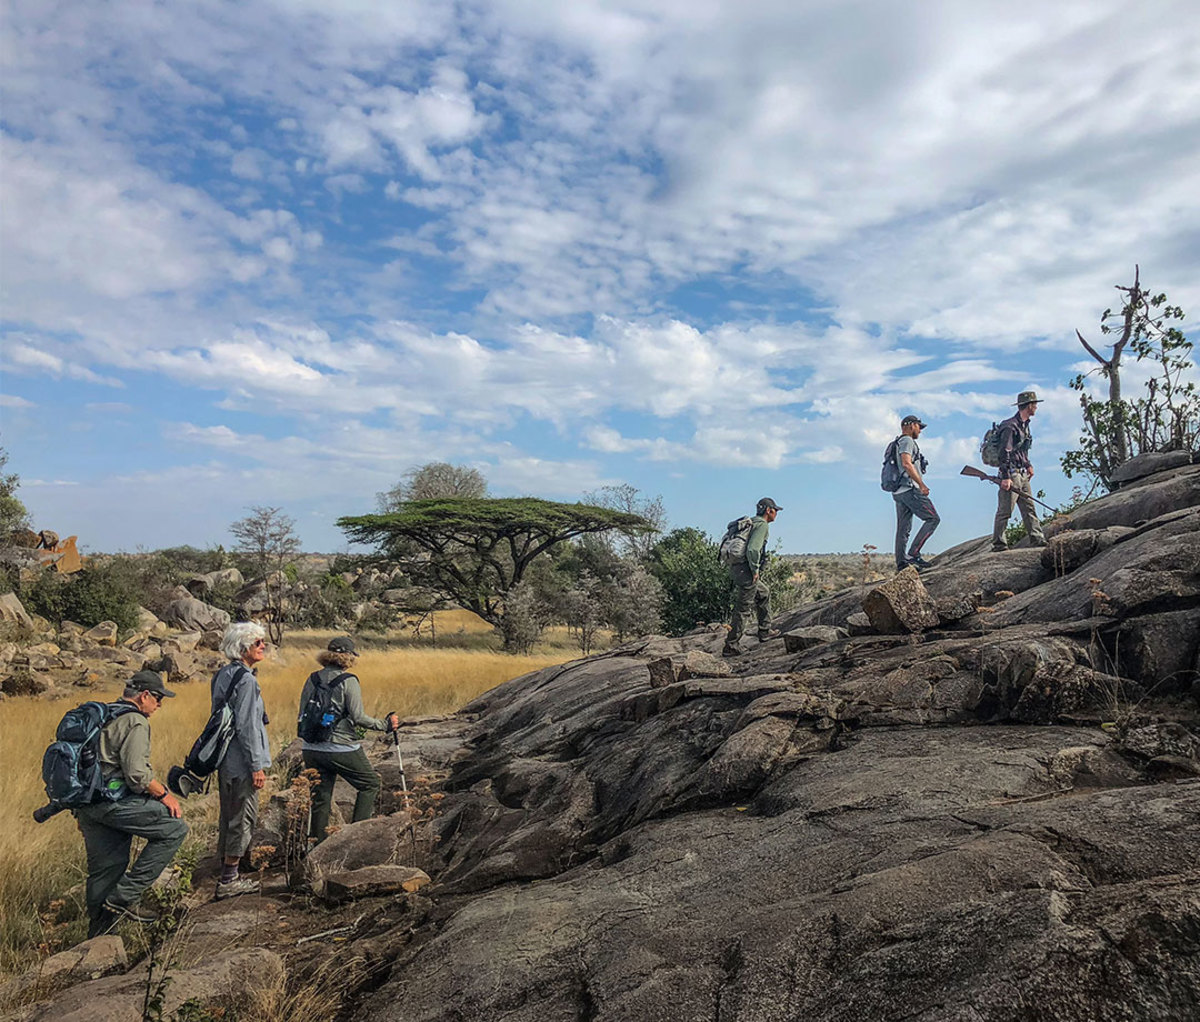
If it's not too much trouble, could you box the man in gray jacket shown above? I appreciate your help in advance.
[211,622,272,900]
[75,670,188,936]
[299,637,399,843]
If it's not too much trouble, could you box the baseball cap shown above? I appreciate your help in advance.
[901,414,927,428]
[756,497,783,513]
[327,636,358,655]
[126,669,176,698]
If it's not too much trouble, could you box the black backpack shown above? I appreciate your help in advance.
[36,701,140,821]
[168,664,254,799]
[297,672,353,743]
[880,438,903,491]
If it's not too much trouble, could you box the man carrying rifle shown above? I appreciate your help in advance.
[992,390,1047,551]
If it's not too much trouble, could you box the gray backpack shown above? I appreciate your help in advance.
[718,517,754,566]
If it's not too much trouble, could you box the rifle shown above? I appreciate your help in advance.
[960,466,1057,514]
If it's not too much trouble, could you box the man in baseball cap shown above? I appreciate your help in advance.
[722,498,783,656]
[890,414,940,571]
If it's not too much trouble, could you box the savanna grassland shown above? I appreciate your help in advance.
[0,612,575,975]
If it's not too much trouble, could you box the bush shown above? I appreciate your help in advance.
[23,564,141,632]
[646,528,733,636]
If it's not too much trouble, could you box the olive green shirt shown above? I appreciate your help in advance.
[97,703,154,794]
[745,516,770,573]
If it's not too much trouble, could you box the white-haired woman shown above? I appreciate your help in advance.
[298,636,398,843]
[210,622,271,900]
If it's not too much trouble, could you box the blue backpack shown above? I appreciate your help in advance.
[36,702,140,821]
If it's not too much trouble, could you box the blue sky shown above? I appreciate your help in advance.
[2,0,1198,556]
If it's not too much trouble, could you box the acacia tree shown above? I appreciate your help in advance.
[1064,268,1196,490]
[338,497,652,647]
[377,462,487,511]
[229,506,301,644]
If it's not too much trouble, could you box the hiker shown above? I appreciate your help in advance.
[298,637,399,844]
[890,414,940,571]
[992,390,1047,551]
[210,622,272,900]
[74,670,188,936]
[722,498,782,657]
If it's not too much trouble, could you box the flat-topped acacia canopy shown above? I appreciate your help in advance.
[337,497,653,630]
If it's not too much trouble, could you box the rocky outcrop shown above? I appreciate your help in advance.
[161,595,231,634]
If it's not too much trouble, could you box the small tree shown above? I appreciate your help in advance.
[0,445,31,537]
[339,498,652,648]
[377,462,487,511]
[581,484,667,559]
[599,564,665,642]
[1064,269,1197,489]
[229,506,301,644]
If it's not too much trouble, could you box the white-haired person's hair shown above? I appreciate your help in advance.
[220,621,267,661]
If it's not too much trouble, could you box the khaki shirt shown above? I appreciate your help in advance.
[97,704,154,794]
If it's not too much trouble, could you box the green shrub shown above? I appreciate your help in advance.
[23,564,141,632]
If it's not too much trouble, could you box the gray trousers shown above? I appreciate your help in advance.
[75,797,188,937]
[728,564,771,644]
[893,489,940,569]
[217,771,259,861]
[992,469,1045,546]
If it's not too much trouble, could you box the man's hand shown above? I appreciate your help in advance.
[1028,468,1034,479]
[919,484,930,496]
[1000,479,1013,492]
[251,769,267,790]
[752,572,759,583]
[162,792,182,819]
[386,712,400,732]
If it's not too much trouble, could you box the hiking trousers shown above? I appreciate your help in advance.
[217,770,260,862]
[992,469,1045,547]
[75,797,188,937]
[303,746,382,843]
[893,489,940,569]
[728,563,771,645]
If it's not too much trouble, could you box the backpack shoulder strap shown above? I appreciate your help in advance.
[216,663,254,709]
[327,672,354,689]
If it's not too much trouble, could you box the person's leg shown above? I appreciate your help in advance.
[993,484,1017,548]
[1014,475,1045,544]
[906,493,941,561]
[726,568,754,647]
[330,748,382,823]
[894,494,914,569]
[93,799,188,911]
[305,750,338,842]
[220,774,258,867]
[75,807,131,937]
[753,576,772,637]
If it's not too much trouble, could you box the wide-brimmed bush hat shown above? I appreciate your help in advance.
[1014,391,1042,406]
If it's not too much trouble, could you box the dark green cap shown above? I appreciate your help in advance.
[126,670,175,698]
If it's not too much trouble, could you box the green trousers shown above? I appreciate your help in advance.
[303,746,382,843]
[728,563,771,644]
[75,797,188,937]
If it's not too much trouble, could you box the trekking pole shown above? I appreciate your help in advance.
[389,713,411,811]
[960,465,1058,515]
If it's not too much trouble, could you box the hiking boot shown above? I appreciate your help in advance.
[214,876,260,901]
[907,556,933,569]
[102,900,159,926]
[1028,538,1048,548]
[721,643,742,658]
[757,628,781,642]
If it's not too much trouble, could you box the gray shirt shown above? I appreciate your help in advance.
[298,666,388,752]
[211,661,272,778]
[98,705,153,794]
[894,436,921,493]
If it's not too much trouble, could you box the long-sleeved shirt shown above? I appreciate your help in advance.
[98,705,153,794]
[298,666,388,752]
[211,660,272,778]
[745,515,770,573]
[997,413,1034,480]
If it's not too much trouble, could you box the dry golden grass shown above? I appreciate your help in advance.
[0,643,565,975]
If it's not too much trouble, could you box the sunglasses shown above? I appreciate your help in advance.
[251,639,267,648]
